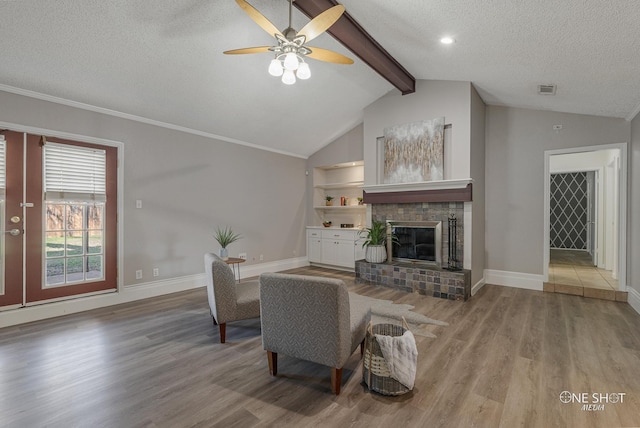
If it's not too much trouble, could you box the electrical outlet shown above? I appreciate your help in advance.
[260,254,264,261]
[153,268,159,277]
[238,252,247,260]
[136,199,142,209]
[135,270,142,280]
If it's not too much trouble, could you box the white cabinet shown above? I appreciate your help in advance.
[307,228,364,270]
[307,230,322,263]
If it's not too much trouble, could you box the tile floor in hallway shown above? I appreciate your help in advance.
[544,249,627,302]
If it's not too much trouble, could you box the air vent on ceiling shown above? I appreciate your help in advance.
[538,84,557,95]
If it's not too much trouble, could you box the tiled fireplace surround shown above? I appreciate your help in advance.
[355,201,472,301]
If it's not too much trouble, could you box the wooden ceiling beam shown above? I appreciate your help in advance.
[293,0,416,95]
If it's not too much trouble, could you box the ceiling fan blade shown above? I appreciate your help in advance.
[235,0,284,38]
[306,47,354,64]
[296,5,345,43]
[223,46,273,55]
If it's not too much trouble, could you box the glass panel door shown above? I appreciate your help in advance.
[24,135,117,303]
[0,131,117,308]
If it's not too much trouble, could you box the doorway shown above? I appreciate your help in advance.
[1,130,118,309]
[543,144,627,300]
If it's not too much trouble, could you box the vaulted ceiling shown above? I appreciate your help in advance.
[1,1,639,158]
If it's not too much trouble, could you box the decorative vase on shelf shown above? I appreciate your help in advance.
[219,247,229,261]
[365,245,387,263]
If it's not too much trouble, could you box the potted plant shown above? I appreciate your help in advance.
[214,226,242,261]
[325,196,334,206]
[360,220,397,263]
[357,197,364,205]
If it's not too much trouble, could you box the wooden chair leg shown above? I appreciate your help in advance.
[331,367,343,395]
[360,339,365,357]
[267,351,278,376]
[219,323,226,343]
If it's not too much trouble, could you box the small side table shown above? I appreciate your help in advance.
[224,257,245,283]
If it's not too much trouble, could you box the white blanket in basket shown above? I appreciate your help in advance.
[375,330,418,389]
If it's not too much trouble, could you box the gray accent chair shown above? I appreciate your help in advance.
[204,253,260,343]
[259,272,370,395]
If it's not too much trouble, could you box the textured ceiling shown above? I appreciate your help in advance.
[1,0,639,158]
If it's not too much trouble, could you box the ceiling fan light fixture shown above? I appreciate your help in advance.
[283,52,299,70]
[297,62,311,80]
[268,58,284,76]
[282,69,296,85]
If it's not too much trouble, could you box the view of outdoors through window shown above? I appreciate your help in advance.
[45,202,104,286]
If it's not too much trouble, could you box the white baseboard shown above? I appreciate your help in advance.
[484,269,544,291]
[239,256,309,279]
[472,277,486,296]
[0,257,308,329]
[627,287,640,316]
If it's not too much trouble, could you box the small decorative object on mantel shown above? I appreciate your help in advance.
[322,220,332,228]
[325,196,334,206]
[213,226,242,261]
[361,220,398,263]
[357,197,364,205]
[444,213,459,271]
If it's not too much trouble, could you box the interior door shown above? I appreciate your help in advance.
[0,131,25,308]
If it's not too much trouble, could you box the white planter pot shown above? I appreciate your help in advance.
[219,248,229,261]
[365,245,387,263]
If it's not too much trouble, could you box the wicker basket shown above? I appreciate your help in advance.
[363,319,412,396]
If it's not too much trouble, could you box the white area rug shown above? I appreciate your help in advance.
[349,292,448,338]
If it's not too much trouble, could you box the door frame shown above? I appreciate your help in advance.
[543,143,627,291]
[0,121,124,303]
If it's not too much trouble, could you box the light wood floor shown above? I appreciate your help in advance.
[547,249,625,302]
[1,266,640,427]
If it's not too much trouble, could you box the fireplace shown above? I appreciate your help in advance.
[387,221,442,265]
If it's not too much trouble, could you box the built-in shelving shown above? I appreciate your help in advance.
[314,181,364,190]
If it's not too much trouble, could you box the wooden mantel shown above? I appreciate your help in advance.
[362,179,473,204]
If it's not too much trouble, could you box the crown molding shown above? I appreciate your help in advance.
[0,84,307,159]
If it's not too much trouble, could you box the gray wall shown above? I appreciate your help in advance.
[630,112,640,293]
[363,80,473,184]
[0,90,307,286]
[485,106,630,275]
[305,123,364,226]
[470,86,486,286]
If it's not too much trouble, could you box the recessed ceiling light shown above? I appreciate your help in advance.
[440,37,455,45]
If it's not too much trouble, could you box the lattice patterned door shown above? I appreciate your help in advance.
[550,172,588,249]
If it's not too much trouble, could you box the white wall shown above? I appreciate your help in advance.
[485,106,630,276]
[629,112,640,302]
[0,90,308,286]
[363,80,473,185]
[470,86,486,287]
[549,149,619,270]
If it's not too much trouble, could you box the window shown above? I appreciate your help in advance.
[43,143,107,287]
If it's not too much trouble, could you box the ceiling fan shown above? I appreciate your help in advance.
[224,0,354,85]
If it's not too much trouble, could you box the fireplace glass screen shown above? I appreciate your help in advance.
[388,221,442,264]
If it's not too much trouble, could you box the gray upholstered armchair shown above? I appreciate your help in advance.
[204,253,260,343]
[259,272,370,395]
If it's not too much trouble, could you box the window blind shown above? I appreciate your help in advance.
[0,135,5,199]
[44,142,106,202]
